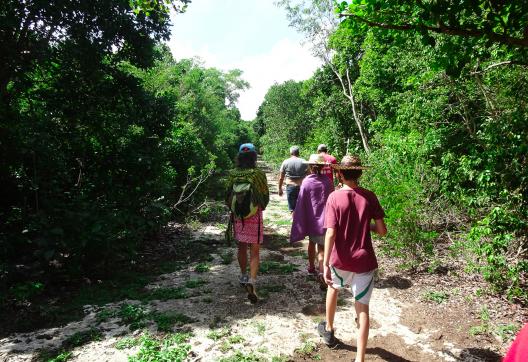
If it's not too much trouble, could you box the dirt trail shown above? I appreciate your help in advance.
[0,161,510,361]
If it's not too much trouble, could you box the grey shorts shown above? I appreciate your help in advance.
[308,234,325,246]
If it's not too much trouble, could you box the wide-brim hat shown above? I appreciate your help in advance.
[331,155,369,170]
[304,153,326,165]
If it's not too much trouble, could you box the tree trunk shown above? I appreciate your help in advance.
[331,64,371,154]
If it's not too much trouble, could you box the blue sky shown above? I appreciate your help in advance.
[168,0,320,120]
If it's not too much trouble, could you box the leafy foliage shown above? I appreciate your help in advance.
[0,1,253,297]
[270,0,528,303]
[259,261,298,274]
[128,332,192,362]
[336,1,528,49]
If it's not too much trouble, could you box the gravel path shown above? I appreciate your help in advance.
[0,161,512,362]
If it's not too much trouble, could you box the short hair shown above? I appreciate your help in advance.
[290,146,300,156]
[340,168,362,181]
[310,164,323,175]
[317,144,327,153]
[236,151,257,169]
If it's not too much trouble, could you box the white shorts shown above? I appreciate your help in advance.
[330,267,375,305]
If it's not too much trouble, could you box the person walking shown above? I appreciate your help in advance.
[278,146,307,212]
[290,154,332,288]
[317,144,337,188]
[318,155,387,362]
[225,143,269,304]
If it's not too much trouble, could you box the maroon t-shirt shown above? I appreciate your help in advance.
[324,187,385,273]
[321,153,337,186]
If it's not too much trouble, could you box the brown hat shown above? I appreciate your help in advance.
[331,155,369,170]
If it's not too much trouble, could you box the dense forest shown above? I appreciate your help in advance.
[256,0,527,304]
[1,0,526,325]
[0,0,254,300]
[1,0,527,360]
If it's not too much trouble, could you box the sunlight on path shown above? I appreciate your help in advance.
[0,160,462,362]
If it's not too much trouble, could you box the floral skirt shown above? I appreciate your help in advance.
[234,208,264,244]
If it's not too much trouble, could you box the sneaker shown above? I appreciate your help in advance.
[239,274,248,287]
[307,266,317,276]
[245,282,258,304]
[317,321,336,345]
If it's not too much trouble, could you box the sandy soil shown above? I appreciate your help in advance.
[0,160,523,362]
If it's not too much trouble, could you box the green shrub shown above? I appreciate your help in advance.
[118,304,148,330]
[194,263,211,273]
[184,279,208,289]
[423,290,449,304]
[64,328,103,348]
[467,207,528,303]
[148,287,188,301]
[128,332,191,362]
[115,336,140,350]
[47,351,72,362]
[364,130,436,267]
[259,261,298,274]
[219,351,264,362]
[220,250,234,265]
[151,312,193,332]
[207,327,230,341]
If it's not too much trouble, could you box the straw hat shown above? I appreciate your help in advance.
[304,153,326,165]
[331,155,369,170]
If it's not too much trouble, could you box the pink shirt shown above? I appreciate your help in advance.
[324,187,384,273]
[321,153,337,186]
[503,323,528,362]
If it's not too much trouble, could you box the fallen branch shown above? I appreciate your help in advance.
[173,166,214,212]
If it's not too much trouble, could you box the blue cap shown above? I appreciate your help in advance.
[239,143,256,153]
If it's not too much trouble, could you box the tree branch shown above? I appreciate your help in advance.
[339,12,528,47]
[173,168,213,211]
[470,61,528,74]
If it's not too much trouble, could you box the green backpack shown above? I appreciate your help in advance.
[229,182,258,220]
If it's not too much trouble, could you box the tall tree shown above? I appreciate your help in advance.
[277,0,371,153]
[336,1,528,48]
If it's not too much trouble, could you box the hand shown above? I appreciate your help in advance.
[324,265,333,286]
[278,188,283,197]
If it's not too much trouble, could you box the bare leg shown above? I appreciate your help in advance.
[354,301,370,362]
[238,242,248,275]
[325,286,338,331]
[249,243,260,281]
[316,244,324,274]
[308,241,316,270]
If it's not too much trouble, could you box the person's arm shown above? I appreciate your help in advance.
[278,171,285,196]
[370,218,387,237]
[323,227,336,285]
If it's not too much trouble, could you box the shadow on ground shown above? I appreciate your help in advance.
[377,275,413,290]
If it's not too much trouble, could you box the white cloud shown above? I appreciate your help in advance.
[167,37,221,67]
[167,37,320,120]
[166,1,321,120]
[234,38,320,120]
